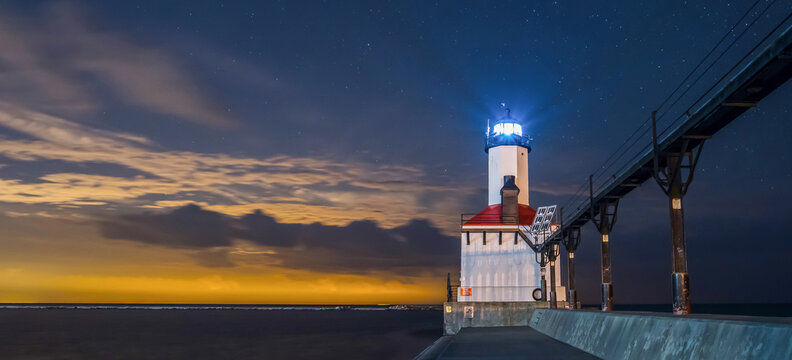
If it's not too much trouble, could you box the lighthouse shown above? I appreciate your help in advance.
[458,108,565,303]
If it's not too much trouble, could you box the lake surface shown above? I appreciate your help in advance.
[0,307,442,360]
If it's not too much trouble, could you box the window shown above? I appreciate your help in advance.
[492,122,522,136]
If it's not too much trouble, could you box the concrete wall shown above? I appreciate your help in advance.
[529,309,792,360]
[443,301,548,335]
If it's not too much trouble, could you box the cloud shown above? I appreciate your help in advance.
[97,205,458,274]
[0,3,233,127]
[191,249,236,268]
[0,103,473,231]
[99,205,233,249]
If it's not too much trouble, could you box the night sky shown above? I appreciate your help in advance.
[0,0,791,305]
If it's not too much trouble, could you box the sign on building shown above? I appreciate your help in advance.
[464,306,474,319]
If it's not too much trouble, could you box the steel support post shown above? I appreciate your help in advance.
[651,111,705,315]
[566,253,577,309]
[446,272,453,303]
[667,155,690,315]
[591,175,617,312]
[564,228,581,309]
[536,250,550,302]
[549,259,557,308]
[545,242,561,309]
[598,202,614,312]
[541,276,548,301]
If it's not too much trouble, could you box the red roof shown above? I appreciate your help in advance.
[463,204,538,226]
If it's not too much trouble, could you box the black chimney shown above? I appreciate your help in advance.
[500,175,520,224]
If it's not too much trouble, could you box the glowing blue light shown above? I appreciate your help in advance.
[492,123,522,136]
[503,123,514,135]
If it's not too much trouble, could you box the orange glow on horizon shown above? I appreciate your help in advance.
[0,267,446,305]
[0,211,456,305]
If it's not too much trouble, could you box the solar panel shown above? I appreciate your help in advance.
[522,205,559,248]
[528,205,557,235]
[539,205,557,232]
[531,207,547,233]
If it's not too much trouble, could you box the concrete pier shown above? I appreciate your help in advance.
[529,309,792,359]
[414,327,598,360]
[443,301,551,335]
[422,306,792,359]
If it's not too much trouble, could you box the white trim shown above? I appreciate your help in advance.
[461,225,522,231]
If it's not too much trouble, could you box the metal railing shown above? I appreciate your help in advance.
[452,286,546,302]
[485,133,532,152]
[460,214,518,226]
[557,9,792,228]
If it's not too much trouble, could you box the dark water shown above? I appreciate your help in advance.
[0,308,442,360]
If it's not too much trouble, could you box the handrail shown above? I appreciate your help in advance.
[460,214,519,226]
[558,21,792,234]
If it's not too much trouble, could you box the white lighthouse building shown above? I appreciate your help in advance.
[459,109,565,303]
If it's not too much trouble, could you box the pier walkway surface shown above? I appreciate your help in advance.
[414,327,598,360]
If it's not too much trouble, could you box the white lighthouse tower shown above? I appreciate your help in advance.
[458,108,565,303]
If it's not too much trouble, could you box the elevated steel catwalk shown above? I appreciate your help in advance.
[559,24,792,233]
